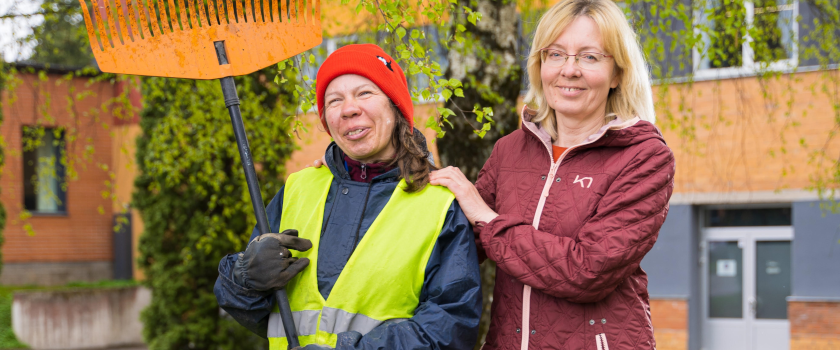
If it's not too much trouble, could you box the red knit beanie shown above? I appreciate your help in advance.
[316,44,414,136]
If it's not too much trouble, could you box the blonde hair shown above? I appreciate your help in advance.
[523,0,655,140]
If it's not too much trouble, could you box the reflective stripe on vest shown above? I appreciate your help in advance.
[267,308,408,337]
[268,167,454,349]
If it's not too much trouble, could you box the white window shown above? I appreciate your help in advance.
[694,0,797,78]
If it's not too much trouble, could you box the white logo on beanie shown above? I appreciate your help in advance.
[376,56,394,72]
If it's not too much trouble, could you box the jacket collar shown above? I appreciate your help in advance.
[323,127,432,183]
[520,105,654,160]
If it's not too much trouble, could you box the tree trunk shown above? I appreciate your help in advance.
[440,0,521,180]
[439,1,521,348]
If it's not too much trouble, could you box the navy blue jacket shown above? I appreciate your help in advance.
[214,143,482,350]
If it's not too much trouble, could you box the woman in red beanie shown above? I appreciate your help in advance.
[214,44,482,350]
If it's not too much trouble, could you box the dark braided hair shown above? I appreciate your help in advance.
[385,101,437,193]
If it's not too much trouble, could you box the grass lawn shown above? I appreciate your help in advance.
[0,280,139,349]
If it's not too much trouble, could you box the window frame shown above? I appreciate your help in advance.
[22,126,68,216]
[692,0,799,80]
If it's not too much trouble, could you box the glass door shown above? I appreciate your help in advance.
[702,227,792,350]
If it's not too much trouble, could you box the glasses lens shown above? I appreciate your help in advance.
[579,53,601,68]
[543,50,566,66]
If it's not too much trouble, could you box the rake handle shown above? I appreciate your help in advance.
[217,43,301,349]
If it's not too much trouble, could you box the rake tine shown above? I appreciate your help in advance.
[79,0,104,50]
[152,0,166,34]
[126,0,140,41]
[278,0,284,22]
[137,0,153,38]
[207,0,219,26]
[237,0,247,23]
[194,0,209,27]
[167,0,179,30]
[230,0,239,23]
[215,0,225,24]
[175,0,188,30]
[144,0,158,35]
[295,0,306,24]
[224,0,234,24]
[104,0,124,45]
[116,0,133,42]
[185,0,197,28]
[261,0,268,22]
[92,0,112,47]
[314,0,319,24]
[243,0,253,23]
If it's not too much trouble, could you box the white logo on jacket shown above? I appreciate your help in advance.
[573,175,593,188]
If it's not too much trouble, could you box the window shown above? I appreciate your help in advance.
[695,0,797,76]
[704,207,792,227]
[22,127,67,214]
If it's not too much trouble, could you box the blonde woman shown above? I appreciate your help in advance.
[430,0,675,349]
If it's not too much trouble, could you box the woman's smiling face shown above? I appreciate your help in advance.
[540,16,619,122]
[323,74,397,163]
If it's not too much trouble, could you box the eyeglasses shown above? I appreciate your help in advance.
[538,48,613,70]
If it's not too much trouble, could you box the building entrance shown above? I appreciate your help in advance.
[701,226,792,350]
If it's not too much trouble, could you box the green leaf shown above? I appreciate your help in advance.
[454,88,464,98]
[396,27,407,40]
[442,89,453,101]
[411,29,420,39]
[426,116,438,128]
[414,46,426,58]
[457,24,466,32]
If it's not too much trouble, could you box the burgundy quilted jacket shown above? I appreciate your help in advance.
[474,107,675,350]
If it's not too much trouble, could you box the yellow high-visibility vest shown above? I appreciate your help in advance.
[268,167,454,349]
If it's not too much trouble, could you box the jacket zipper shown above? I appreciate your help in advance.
[351,182,373,255]
[360,163,367,180]
[520,123,616,350]
[596,333,609,350]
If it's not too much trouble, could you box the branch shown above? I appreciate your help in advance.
[0,11,54,19]
[0,2,80,20]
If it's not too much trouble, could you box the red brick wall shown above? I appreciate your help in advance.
[1,72,116,263]
[650,299,688,350]
[790,301,840,350]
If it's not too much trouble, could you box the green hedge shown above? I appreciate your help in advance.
[133,67,298,350]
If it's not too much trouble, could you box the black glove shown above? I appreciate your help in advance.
[233,229,313,292]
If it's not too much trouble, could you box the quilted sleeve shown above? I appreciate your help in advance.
[480,141,675,303]
[473,141,502,263]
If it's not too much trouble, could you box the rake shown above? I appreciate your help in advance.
[77,0,322,347]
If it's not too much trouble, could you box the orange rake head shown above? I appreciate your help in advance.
[79,0,322,79]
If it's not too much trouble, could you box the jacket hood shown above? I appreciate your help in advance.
[520,106,666,153]
[323,127,434,182]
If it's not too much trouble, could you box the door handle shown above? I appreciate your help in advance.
[748,297,756,316]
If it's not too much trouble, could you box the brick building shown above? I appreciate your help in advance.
[0,63,142,285]
[1,0,838,349]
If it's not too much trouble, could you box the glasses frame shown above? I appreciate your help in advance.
[538,48,614,69]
